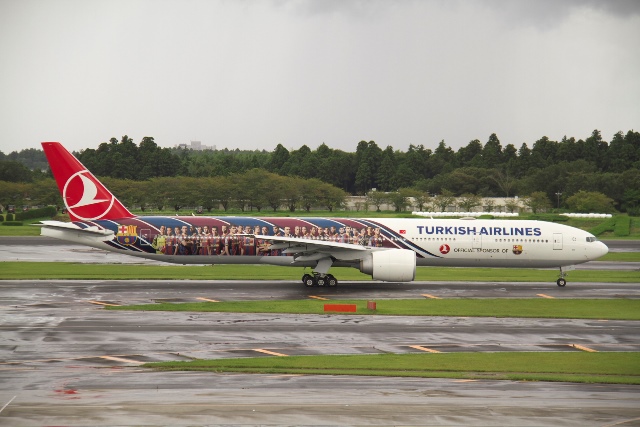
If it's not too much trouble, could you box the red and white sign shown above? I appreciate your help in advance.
[439,244,450,254]
[399,230,406,234]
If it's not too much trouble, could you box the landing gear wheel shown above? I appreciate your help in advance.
[556,278,567,287]
[326,274,338,287]
[316,276,326,286]
[303,274,315,287]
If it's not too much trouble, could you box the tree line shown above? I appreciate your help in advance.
[1,130,639,214]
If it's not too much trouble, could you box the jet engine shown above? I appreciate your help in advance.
[359,249,416,282]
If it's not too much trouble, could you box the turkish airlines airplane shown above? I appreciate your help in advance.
[39,142,608,287]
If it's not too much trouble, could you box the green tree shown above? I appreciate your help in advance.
[267,144,289,174]
[432,189,455,212]
[366,190,388,212]
[565,191,616,213]
[457,193,482,212]
[318,183,346,212]
[523,191,551,214]
[376,147,395,191]
[388,188,416,212]
[481,133,503,168]
[0,161,33,182]
[504,198,521,214]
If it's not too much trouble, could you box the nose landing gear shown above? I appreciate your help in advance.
[556,266,571,287]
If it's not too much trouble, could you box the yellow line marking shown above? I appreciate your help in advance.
[537,294,555,299]
[454,379,477,383]
[571,344,597,353]
[196,297,219,303]
[421,294,441,299]
[309,296,329,300]
[88,300,120,307]
[253,349,289,357]
[408,345,441,353]
[100,355,144,364]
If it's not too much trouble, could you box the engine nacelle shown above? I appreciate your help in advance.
[359,249,416,282]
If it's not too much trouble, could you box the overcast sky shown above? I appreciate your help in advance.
[1,0,638,155]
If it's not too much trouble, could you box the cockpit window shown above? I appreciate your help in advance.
[586,237,597,242]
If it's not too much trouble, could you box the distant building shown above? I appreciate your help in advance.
[175,140,215,151]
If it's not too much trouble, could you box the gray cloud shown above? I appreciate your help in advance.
[0,0,638,155]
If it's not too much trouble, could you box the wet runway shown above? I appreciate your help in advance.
[1,237,639,425]
[1,279,640,426]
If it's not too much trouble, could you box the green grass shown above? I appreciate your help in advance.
[599,252,640,262]
[0,262,638,282]
[107,298,640,320]
[144,352,640,384]
[0,223,42,236]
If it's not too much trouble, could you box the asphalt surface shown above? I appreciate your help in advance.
[0,237,639,426]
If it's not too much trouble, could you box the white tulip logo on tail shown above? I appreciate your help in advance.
[63,171,115,221]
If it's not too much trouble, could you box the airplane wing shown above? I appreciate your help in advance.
[253,234,415,281]
[253,234,370,269]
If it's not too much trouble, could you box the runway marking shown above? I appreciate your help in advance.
[536,294,555,299]
[88,300,120,306]
[601,417,640,427]
[571,344,597,353]
[253,349,288,357]
[421,294,441,299]
[309,296,329,300]
[196,297,219,303]
[453,379,477,383]
[0,396,16,415]
[408,345,441,353]
[100,355,144,364]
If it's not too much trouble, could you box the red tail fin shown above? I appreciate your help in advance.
[42,142,134,221]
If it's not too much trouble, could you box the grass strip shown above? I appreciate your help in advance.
[144,352,640,385]
[1,262,638,282]
[107,298,640,320]
[598,252,640,262]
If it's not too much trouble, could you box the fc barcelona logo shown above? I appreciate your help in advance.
[512,245,523,255]
[116,224,138,245]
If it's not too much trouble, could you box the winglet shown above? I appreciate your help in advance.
[42,142,134,221]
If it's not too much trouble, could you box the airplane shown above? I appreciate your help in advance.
[38,142,609,287]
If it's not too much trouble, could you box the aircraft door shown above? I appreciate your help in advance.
[472,233,482,249]
[553,233,563,250]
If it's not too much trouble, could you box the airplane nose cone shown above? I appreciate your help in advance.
[598,241,609,257]
[591,241,609,260]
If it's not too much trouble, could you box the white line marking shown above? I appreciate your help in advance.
[0,396,16,415]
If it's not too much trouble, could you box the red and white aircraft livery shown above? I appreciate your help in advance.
[40,142,608,287]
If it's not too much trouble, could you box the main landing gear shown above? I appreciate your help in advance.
[302,273,338,287]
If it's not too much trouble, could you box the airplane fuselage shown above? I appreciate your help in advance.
[42,215,608,270]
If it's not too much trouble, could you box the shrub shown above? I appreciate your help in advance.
[15,206,57,221]
[614,216,631,237]
[5,213,14,221]
[2,221,23,226]
[0,214,3,222]
[589,216,617,236]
